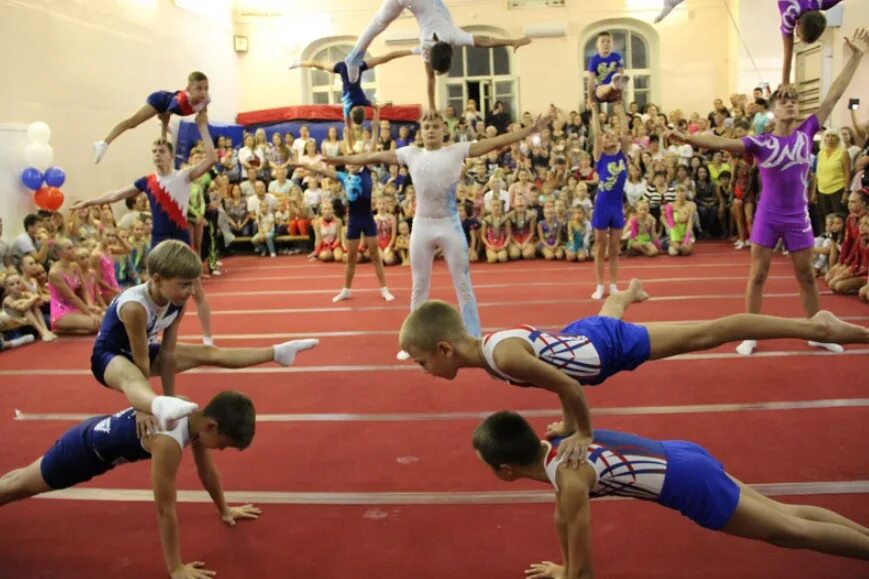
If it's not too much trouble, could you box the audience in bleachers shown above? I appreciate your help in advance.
[3,93,868,351]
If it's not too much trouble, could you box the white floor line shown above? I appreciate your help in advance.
[14,398,869,423]
[188,292,827,316]
[2,348,867,377]
[214,261,788,283]
[34,480,869,505]
[202,275,795,298]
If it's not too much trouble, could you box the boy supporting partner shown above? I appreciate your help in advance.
[399,279,869,465]
[474,411,869,579]
[90,240,318,433]
[0,391,260,579]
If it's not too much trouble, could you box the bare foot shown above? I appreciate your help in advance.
[41,332,58,342]
[811,310,869,344]
[626,278,650,303]
[513,37,531,51]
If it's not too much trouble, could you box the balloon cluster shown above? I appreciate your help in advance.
[20,122,65,211]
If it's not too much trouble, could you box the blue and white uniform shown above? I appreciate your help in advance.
[40,408,191,490]
[396,141,480,337]
[337,167,377,240]
[546,431,740,530]
[133,169,194,246]
[146,89,210,117]
[91,283,184,386]
[481,319,650,386]
[333,62,372,119]
[593,152,627,230]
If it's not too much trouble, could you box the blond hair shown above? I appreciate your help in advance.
[146,240,202,280]
[419,110,445,124]
[399,300,468,353]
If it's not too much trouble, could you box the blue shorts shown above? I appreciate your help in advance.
[659,441,741,530]
[346,214,377,240]
[592,198,625,230]
[40,416,115,489]
[561,316,650,385]
[151,229,192,247]
[91,343,160,387]
[146,91,176,115]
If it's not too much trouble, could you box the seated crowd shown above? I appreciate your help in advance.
[2,93,868,351]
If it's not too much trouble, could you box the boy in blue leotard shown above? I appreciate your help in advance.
[290,50,414,120]
[586,32,629,106]
[475,411,869,579]
[399,280,869,469]
[0,391,261,578]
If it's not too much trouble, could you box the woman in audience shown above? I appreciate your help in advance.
[238,134,264,177]
[268,132,293,175]
[68,207,99,242]
[224,184,253,237]
[320,126,343,159]
[47,239,101,334]
[694,165,721,238]
[814,130,852,223]
[624,163,647,209]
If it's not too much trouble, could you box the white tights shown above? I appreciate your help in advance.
[409,215,481,337]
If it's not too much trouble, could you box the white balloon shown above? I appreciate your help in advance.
[24,143,54,170]
[26,121,52,145]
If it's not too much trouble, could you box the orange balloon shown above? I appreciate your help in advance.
[33,186,50,210]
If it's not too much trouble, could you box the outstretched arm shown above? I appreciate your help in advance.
[365,49,414,69]
[615,102,632,153]
[782,34,795,86]
[468,114,551,158]
[295,60,335,72]
[851,108,868,146]
[816,28,868,126]
[322,150,399,166]
[71,185,139,210]
[150,437,187,578]
[291,160,339,180]
[666,130,746,155]
[473,35,530,50]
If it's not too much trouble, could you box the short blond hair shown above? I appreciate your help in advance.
[146,240,202,280]
[399,300,468,353]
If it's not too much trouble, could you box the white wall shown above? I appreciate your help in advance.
[0,0,239,237]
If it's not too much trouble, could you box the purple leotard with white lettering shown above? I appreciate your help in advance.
[778,0,843,36]
[741,114,819,251]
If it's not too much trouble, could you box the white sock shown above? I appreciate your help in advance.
[608,283,619,295]
[807,341,844,353]
[591,285,605,300]
[654,0,685,23]
[396,350,411,361]
[735,340,757,356]
[6,334,35,348]
[332,288,352,303]
[274,339,319,367]
[380,287,395,302]
[93,141,109,164]
[150,396,198,429]
[202,336,215,346]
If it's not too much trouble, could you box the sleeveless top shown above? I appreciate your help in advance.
[93,282,184,355]
[481,325,602,386]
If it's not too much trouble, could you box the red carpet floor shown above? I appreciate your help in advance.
[0,242,867,578]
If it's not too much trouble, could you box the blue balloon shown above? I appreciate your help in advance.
[21,167,43,191]
[44,166,66,188]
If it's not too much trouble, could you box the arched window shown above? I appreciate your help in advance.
[583,28,652,108]
[445,39,517,124]
[307,44,376,105]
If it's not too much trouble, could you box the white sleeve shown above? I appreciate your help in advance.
[451,27,475,47]
[395,145,415,168]
[453,141,472,163]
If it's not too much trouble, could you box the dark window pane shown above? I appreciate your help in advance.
[584,38,598,63]
[448,47,464,77]
[612,31,627,58]
[361,67,376,83]
[493,46,510,75]
[631,33,648,68]
[635,90,649,109]
[634,75,649,90]
[447,84,464,98]
[466,45,491,77]
[312,91,330,105]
